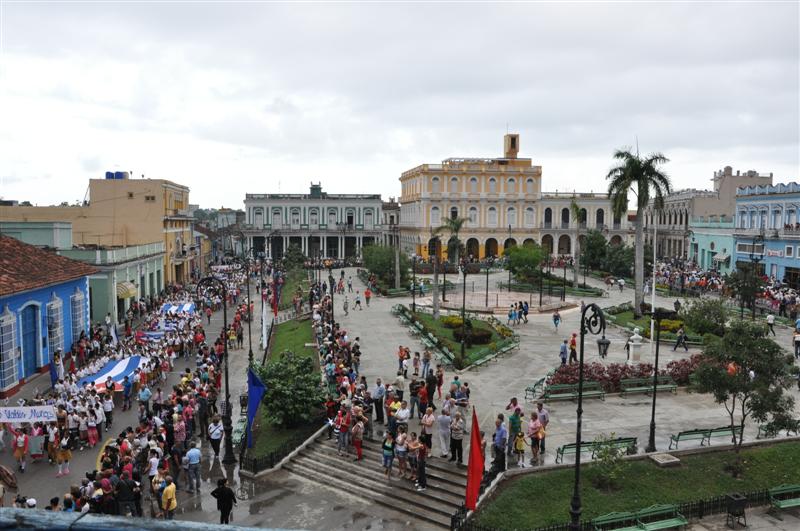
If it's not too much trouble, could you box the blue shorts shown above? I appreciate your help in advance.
[382,454,394,469]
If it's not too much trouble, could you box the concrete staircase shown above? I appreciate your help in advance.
[284,435,467,528]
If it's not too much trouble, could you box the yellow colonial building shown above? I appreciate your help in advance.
[399,134,632,259]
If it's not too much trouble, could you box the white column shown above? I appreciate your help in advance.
[339,236,344,258]
[357,235,362,256]
[322,236,327,258]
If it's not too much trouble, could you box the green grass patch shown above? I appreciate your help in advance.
[278,268,309,310]
[270,318,315,361]
[412,312,502,364]
[476,441,800,529]
[249,407,322,456]
[609,310,704,342]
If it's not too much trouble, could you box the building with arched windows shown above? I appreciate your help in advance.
[242,183,383,259]
[398,134,632,260]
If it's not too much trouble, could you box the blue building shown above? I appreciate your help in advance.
[734,182,800,288]
[0,235,96,397]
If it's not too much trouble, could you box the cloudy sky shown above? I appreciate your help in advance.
[0,1,797,208]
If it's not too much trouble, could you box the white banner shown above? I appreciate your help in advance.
[0,406,57,423]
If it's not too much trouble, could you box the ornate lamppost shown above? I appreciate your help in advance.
[643,307,677,453]
[570,303,610,529]
[484,256,494,307]
[411,255,418,313]
[196,276,236,465]
[459,259,468,361]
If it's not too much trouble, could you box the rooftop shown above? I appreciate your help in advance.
[0,235,98,297]
[737,182,800,197]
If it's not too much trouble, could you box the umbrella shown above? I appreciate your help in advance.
[0,464,18,490]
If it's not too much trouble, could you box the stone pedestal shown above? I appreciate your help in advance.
[628,327,643,364]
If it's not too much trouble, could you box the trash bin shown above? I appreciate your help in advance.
[725,493,747,529]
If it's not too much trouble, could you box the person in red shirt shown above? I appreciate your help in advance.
[205,307,212,325]
[364,288,372,307]
[8,424,29,472]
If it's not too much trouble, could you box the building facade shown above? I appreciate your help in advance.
[382,198,401,247]
[242,183,384,259]
[0,175,194,285]
[398,134,631,259]
[0,236,96,397]
[687,217,735,274]
[734,182,800,288]
[643,166,773,260]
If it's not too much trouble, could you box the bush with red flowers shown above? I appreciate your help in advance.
[546,357,703,393]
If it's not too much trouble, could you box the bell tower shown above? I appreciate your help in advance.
[504,133,519,159]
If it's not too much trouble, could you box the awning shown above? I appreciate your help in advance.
[713,253,730,262]
[116,280,138,299]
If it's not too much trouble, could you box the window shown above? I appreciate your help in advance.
[787,246,794,258]
[0,306,17,389]
[470,177,478,193]
[144,195,156,202]
[525,207,535,227]
[70,288,85,343]
[273,211,283,227]
[364,210,374,229]
[291,209,301,227]
[507,207,517,227]
[328,210,337,225]
[450,177,458,193]
[450,207,458,220]
[526,178,535,194]
[488,207,498,227]
[47,294,64,355]
[468,206,478,226]
[309,209,319,226]
[253,209,263,228]
[431,206,441,227]
[127,192,134,199]
[507,178,516,194]
[488,178,497,194]
[431,177,440,193]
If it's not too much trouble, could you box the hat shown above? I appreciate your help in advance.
[26,498,37,507]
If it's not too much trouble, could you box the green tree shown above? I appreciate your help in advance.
[581,229,608,271]
[570,199,584,285]
[435,216,469,264]
[282,243,306,270]
[724,263,767,318]
[607,148,671,317]
[505,244,545,283]
[254,352,324,428]
[362,244,410,287]
[693,321,798,469]
[679,298,727,336]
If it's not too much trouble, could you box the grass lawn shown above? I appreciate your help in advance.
[270,318,315,361]
[609,310,703,341]
[476,441,800,529]
[250,407,322,456]
[278,268,309,310]
[412,312,502,364]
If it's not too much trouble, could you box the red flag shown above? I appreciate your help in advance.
[465,407,483,510]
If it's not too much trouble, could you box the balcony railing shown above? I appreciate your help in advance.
[543,222,552,229]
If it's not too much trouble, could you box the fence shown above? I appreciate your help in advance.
[239,420,323,474]
[450,488,774,531]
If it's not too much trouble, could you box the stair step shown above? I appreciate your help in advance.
[294,452,464,506]
[307,442,468,489]
[284,461,452,529]
[318,437,468,485]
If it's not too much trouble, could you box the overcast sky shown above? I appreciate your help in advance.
[1,2,797,209]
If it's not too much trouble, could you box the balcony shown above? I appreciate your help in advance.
[543,222,552,229]
[560,222,570,229]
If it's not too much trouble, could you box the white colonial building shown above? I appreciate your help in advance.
[242,183,383,259]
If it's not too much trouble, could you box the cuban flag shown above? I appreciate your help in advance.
[160,302,196,315]
[77,356,146,392]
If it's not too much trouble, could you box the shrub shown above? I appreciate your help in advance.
[453,327,493,345]
[589,432,628,491]
[665,354,704,385]
[441,315,463,329]
[604,302,634,315]
[660,319,684,333]
[679,298,726,337]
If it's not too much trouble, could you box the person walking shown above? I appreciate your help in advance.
[343,296,349,316]
[364,287,372,307]
[211,478,237,524]
[766,313,776,336]
[568,333,578,364]
[354,291,363,311]
[673,327,689,352]
[185,442,202,494]
[207,415,224,459]
[552,310,561,332]
[161,476,177,520]
[559,340,568,366]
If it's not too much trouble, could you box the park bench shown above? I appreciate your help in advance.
[592,511,639,531]
[635,504,688,530]
[581,381,606,401]
[542,383,577,401]
[525,377,546,401]
[769,484,800,519]
[591,437,638,459]
[758,420,800,439]
[555,441,593,464]
[706,425,742,445]
[621,376,678,397]
[668,428,709,450]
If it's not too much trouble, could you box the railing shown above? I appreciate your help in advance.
[612,223,622,230]
[239,421,323,473]
[543,222,552,229]
[560,222,570,229]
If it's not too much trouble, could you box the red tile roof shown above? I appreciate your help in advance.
[0,235,98,297]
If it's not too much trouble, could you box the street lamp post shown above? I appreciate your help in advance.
[569,304,611,530]
[328,266,335,323]
[643,308,677,453]
[485,256,494,307]
[235,233,254,366]
[196,276,237,465]
[392,224,401,290]
[411,255,418,313]
[460,260,468,361]
[539,256,544,307]
[547,253,553,298]
[562,261,568,302]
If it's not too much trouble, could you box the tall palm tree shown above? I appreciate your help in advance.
[607,148,671,317]
[435,216,469,264]
[570,199,582,286]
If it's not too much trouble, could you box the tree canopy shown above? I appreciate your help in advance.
[505,244,545,283]
[362,244,410,287]
[253,352,324,428]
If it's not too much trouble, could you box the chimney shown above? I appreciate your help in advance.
[504,134,519,159]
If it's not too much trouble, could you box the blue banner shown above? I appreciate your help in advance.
[246,368,267,448]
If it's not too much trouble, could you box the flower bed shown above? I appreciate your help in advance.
[546,354,704,392]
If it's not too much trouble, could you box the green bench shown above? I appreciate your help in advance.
[592,511,639,531]
[668,428,709,450]
[757,419,800,439]
[542,383,577,401]
[581,381,606,401]
[706,425,742,445]
[621,376,677,397]
[525,377,546,400]
[555,441,593,464]
[592,437,638,459]
[635,504,688,530]
[769,484,800,519]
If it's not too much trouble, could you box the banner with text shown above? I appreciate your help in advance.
[0,406,57,423]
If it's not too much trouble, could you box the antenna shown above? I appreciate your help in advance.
[635,135,640,156]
